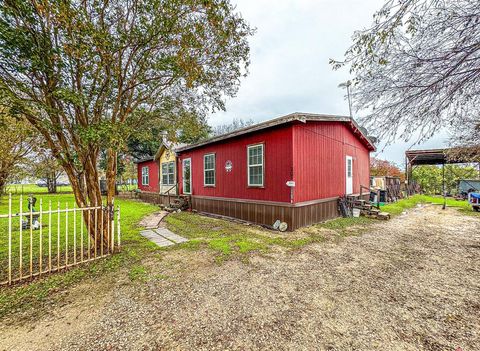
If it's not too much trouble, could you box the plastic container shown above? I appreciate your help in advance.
[352,208,361,218]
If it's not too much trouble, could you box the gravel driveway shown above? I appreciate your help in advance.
[1,205,479,351]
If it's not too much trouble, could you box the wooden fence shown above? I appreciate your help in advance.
[1,194,121,286]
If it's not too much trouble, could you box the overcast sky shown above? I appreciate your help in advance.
[208,0,449,165]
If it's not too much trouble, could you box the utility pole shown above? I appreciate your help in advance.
[338,80,352,118]
[442,163,446,210]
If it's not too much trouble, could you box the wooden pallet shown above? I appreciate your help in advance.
[356,205,391,220]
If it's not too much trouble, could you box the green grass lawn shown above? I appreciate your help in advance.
[6,184,73,194]
[0,192,159,318]
[5,183,138,195]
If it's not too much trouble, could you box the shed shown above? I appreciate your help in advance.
[175,112,375,230]
[458,179,480,194]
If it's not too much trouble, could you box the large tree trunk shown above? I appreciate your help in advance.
[62,149,114,251]
[46,172,57,193]
[0,173,7,196]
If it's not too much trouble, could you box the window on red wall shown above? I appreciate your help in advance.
[141,166,149,185]
[247,144,264,186]
[204,153,215,186]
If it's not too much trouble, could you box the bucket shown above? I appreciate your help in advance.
[352,208,361,218]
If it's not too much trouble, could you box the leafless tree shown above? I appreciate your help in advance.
[212,118,255,136]
[332,0,480,150]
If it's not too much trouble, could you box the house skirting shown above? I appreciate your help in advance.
[190,195,367,230]
[137,192,172,207]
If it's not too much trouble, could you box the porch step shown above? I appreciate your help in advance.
[167,196,190,211]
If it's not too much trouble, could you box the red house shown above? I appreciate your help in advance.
[175,113,375,230]
[136,157,160,193]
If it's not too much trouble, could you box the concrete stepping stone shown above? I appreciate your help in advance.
[139,211,170,229]
[140,229,175,247]
[154,228,188,243]
[140,227,188,247]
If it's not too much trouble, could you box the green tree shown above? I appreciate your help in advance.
[0,0,252,245]
[127,111,210,160]
[0,112,39,195]
[30,147,64,194]
[412,165,478,195]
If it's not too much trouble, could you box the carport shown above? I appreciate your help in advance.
[405,147,480,208]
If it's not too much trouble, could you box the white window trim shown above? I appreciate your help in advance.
[345,155,353,195]
[203,153,216,187]
[182,158,192,195]
[141,166,149,186]
[247,144,264,187]
[161,161,175,186]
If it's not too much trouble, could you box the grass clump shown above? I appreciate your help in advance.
[235,239,267,253]
[128,265,148,282]
[208,237,233,255]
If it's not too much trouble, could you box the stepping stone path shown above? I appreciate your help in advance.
[139,211,170,229]
[139,210,188,247]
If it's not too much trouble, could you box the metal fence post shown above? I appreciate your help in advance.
[110,204,115,253]
[117,205,121,250]
[48,200,52,272]
[65,203,69,266]
[19,195,23,280]
[29,199,33,277]
[94,203,98,259]
[39,199,43,276]
[87,207,91,260]
[100,204,104,257]
[73,204,77,264]
[57,201,60,270]
[80,207,84,262]
[8,193,12,284]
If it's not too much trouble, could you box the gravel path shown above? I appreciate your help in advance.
[1,205,479,351]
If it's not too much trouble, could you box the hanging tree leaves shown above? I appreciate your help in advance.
[332,0,480,149]
[0,0,253,243]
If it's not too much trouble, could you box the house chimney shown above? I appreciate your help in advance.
[160,131,168,144]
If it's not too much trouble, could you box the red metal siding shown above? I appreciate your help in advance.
[178,125,294,203]
[292,121,371,203]
[137,160,160,193]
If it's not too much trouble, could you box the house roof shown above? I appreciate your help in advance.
[133,141,187,164]
[405,148,478,165]
[133,156,154,164]
[154,141,188,160]
[176,112,376,152]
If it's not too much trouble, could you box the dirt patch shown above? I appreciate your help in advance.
[1,205,479,350]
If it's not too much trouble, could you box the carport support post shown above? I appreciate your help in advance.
[442,163,446,210]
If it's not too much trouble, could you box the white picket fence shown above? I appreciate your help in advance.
[1,194,121,286]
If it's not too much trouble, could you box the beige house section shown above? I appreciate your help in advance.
[158,147,178,194]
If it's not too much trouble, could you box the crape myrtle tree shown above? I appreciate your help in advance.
[332,0,480,154]
[0,0,253,246]
[0,112,39,195]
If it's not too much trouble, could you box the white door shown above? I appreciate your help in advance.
[182,158,192,194]
[345,155,353,195]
